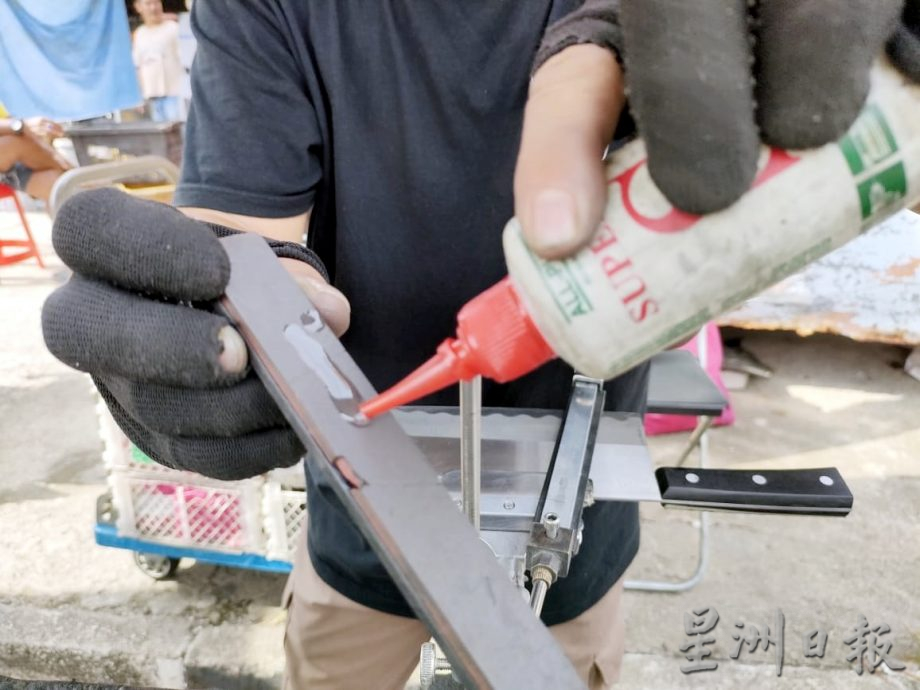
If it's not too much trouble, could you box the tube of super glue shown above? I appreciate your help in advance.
[360,61,920,420]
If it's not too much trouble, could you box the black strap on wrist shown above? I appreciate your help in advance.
[207,223,330,282]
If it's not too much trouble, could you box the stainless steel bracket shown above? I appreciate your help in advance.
[526,376,605,582]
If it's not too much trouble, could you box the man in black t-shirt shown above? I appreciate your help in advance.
[173,5,643,687]
[42,1,917,688]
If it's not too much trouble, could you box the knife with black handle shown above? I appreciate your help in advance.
[656,467,853,515]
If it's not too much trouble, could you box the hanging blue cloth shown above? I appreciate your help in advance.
[0,0,142,120]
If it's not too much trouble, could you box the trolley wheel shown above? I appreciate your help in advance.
[133,552,180,580]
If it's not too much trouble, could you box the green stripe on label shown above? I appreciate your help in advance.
[856,162,907,220]
[838,104,906,222]
[525,245,594,324]
[839,104,898,176]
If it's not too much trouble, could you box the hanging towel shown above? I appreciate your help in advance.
[0,0,142,120]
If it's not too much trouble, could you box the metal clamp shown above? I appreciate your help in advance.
[526,376,606,613]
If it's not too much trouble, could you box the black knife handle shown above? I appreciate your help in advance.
[656,467,852,516]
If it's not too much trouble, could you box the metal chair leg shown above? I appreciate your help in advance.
[625,327,714,592]
[674,416,714,467]
[624,430,711,592]
[12,191,44,268]
[0,185,44,268]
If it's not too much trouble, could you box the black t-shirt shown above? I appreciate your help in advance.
[175,0,646,625]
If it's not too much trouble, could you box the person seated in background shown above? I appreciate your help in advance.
[0,115,70,203]
[132,0,184,122]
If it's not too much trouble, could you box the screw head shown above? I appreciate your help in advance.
[420,642,437,689]
[542,512,560,539]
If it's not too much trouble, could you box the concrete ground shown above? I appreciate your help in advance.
[1,208,918,689]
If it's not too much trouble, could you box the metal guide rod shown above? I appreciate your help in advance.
[218,234,585,690]
[530,575,550,616]
[459,376,481,530]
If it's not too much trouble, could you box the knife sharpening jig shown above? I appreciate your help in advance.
[218,234,854,690]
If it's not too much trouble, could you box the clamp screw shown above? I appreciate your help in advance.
[420,642,452,689]
[542,512,559,539]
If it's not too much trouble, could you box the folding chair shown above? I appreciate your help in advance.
[48,155,180,218]
[0,183,44,267]
[625,333,728,592]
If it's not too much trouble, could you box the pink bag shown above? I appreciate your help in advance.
[644,323,734,436]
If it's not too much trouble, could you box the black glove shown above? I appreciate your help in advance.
[536,0,920,215]
[42,188,327,480]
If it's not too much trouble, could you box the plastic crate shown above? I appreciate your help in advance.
[109,468,265,554]
[97,400,131,470]
[97,401,169,473]
[267,461,306,490]
[96,393,306,565]
[263,481,307,561]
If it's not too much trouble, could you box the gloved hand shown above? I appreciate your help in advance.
[41,188,342,480]
[515,0,920,258]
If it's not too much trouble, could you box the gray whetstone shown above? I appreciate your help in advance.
[646,350,727,417]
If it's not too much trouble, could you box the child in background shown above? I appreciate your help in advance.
[132,0,183,122]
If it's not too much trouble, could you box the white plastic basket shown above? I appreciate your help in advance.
[109,468,265,554]
[97,401,170,473]
[267,461,306,490]
[263,481,307,561]
[97,392,306,562]
[97,400,132,470]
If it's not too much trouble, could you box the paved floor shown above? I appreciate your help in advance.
[1,209,918,689]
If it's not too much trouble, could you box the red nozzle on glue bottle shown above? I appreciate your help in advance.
[359,277,554,419]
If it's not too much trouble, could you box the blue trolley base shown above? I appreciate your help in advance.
[95,522,293,574]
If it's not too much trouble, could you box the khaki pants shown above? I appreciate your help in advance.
[283,539,625,690]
